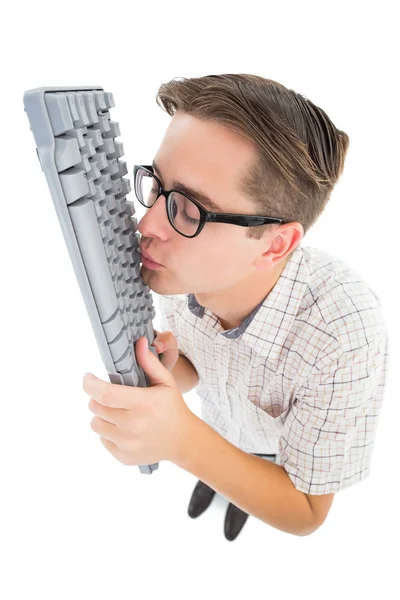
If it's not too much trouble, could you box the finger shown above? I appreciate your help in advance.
[85,374,146,409]
[100,436,118,451]
[156,331,178,350]
[90,415,121,445]
[100,437,135,466]
[88,398,127,426]
[83,373,112,403]
[153,341,165,353]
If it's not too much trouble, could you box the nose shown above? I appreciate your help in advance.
[136,194,169,237]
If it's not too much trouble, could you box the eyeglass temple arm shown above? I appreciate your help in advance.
[208,214,284,226]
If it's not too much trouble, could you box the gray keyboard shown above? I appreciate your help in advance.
[23,86,158,475]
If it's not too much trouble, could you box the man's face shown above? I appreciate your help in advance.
[137,111,274,296]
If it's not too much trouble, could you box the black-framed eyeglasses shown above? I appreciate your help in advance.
[133,164,287,239]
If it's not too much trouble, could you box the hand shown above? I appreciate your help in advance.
[83,336,198,466]
[151,329,179,372]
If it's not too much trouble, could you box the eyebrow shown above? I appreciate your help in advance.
[152,160,221,212]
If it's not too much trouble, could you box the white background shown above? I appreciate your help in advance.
[1,1,399,598]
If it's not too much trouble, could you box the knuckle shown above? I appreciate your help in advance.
[131,422,142,438]
[125,408,146,436]
[101,385,114,405]
[125,413,139,433]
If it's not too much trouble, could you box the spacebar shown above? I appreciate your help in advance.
[68,197,118,322]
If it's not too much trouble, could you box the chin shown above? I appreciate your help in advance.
[141,268,165,292]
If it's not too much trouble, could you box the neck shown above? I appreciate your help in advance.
[195,257,289,331]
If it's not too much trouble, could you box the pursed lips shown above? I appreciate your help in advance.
[139,246,162,265]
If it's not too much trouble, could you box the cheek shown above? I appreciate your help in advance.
[209,238,248,272]
[182,231,250,276]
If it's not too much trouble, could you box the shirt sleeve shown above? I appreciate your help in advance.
[279,335,389,495]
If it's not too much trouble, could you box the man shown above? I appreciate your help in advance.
[100,75,389,541]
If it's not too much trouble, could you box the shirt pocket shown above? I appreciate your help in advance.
[228,361,289,440]
[237,357,296,437]
[242,392,286,439]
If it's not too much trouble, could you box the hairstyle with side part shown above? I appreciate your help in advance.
[155,73,350,252]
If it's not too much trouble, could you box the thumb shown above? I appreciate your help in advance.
[135,336,175,387]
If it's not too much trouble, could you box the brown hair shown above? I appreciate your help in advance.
[155,73,350,248]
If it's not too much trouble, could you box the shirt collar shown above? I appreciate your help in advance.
[186,244,310,362]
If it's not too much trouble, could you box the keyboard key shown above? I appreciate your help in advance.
[103,92,115,108]
[82,92,99,125]
[109,141,124,159]
[76,152,91,173]
[104,158,119,175]
[94,114,111,134]
[73,93,90,127]
[103,120,121,138]
[59,168,89,204]
[94,183,106,201]
[54,136,81,172]
[64,92,80,122]
[102,311,126,346]
[106,192,118,212]
[116,160,128,177]
[82,137,96,158]
[111,178,123,195]
[93,91,107,111]
[120,178,131,195]
[84,177,97,197]
[64,128,87,147]
[85,127,103,148]
[45,93,73,136]
[93,151,108,170]
[98,173,112,190]
[100,138,115,155]
[87,159,101,180]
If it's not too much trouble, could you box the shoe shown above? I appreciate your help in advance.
[224,502,249,541]
[187,480,216,518]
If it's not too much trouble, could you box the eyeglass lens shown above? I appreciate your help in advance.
[135,168,201,236]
